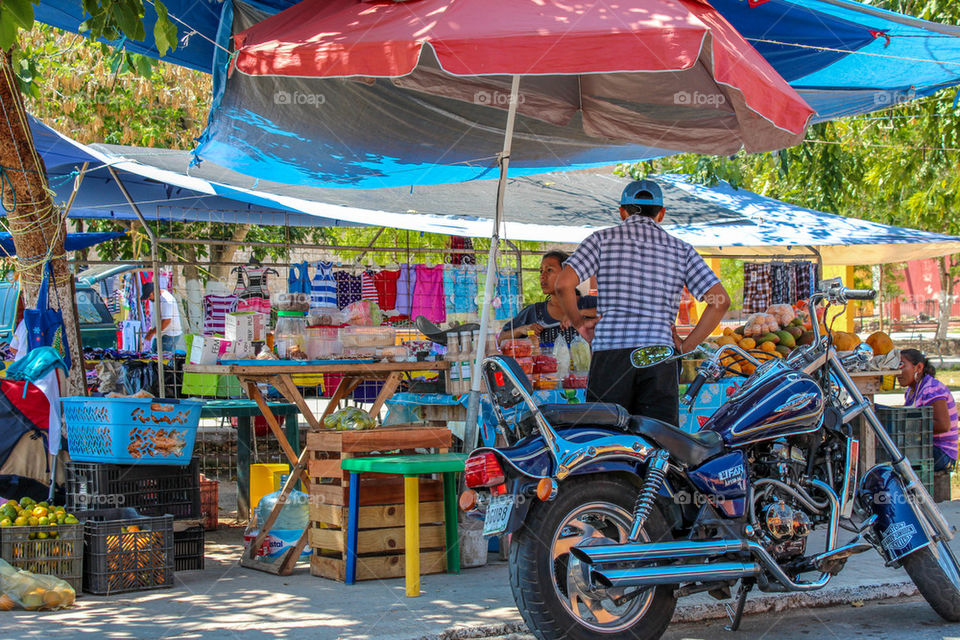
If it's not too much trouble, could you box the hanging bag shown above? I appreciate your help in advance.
[22,262,71,370]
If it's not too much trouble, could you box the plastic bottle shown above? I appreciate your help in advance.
[527,330,541,356]
[555,337,571,380]
[256,487,310,531]
[274,311,307,359]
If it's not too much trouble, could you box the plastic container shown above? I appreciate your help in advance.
[62,397,202,465]
[501,339,532,358]
[306,326,343,359]
[562,374,588,389]
[199,475,219,531]
[533,377,560,390]
[275,311,307,359]
[340,326,396,349]
[380,345,411,362]
[875,406,934,463]
[533,354,558,374]
[80,508,174,595]
[173,525,204,571]
[66,459,201,518]
[255,489,310,531]
[0,523,83,591]
[515,357,535,376]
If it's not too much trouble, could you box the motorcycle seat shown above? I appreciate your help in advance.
[628,416,724,467]
[538,403,631,431]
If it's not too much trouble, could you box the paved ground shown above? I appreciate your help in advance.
[3,501,958,639]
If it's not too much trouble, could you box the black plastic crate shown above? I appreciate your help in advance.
[66,459,200,519]
[79,508,174,595]
[174,525,204,571]
[914,458,935,496]
[876,406,934,463]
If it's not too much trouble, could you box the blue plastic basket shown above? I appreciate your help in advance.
[62,397,203,465]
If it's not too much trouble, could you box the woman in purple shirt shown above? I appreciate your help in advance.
[899,349,958,471]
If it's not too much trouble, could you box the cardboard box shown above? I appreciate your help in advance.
[224,312,267,342]
[189,335,220,365]
[219,338,255,359]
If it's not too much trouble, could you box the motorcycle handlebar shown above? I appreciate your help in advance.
[681,373,706,407]
[844,288,876,301]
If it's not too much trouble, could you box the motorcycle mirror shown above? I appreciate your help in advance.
[630,345,676,369]
[854,342,874,362]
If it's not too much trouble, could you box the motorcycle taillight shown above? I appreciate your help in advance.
[465,452,506,488]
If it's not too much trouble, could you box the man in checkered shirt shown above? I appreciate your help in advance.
[557,179,729,426]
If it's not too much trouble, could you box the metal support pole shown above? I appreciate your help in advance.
[108,167,165,397]
[463,75,521,454]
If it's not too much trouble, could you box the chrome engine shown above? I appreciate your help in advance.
[752,441,817,561]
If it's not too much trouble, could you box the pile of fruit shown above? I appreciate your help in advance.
[102,524,168,590]
[0,558,75,611]
[710,302,895,376]
[0,498,79,539]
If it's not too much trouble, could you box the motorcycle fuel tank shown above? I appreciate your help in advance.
[703,364,824,447]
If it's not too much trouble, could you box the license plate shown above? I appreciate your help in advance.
[483,495,515,536]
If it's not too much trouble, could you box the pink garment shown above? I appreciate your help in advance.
[237,297,271,314]
[411,264,446,324]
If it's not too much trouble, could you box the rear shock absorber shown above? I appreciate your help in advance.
[628,449,670,541]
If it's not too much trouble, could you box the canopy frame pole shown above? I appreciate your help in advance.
[108,166,165,398]
[464,75,521,455]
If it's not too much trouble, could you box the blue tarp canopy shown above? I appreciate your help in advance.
[27,114,960,264]
[0,231,125,256]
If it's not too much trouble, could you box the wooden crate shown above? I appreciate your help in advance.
[306,426,453,582]
[422,404,467,426]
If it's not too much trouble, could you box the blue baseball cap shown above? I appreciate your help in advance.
[620,179,663,207]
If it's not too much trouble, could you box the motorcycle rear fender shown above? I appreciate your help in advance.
[857,464,932,565]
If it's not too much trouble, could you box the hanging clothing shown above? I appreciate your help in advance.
[288,262,311,295]
[310,261,338,310]
[743,263,772,313]
[444,265,479,320]
[373,269,400,312]
[237,297,271,315]
[793,261,815,302]
[232,267,246,296]
[203,294,240,336]
[411,264,446,324]
[334,271,363,309]
[450,236,476,265]
[494,270,521,321]
[395,264,417,317]
[361,271,379,302]
[769,263,794,305]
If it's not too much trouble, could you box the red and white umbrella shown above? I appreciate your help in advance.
[231,0,814,447]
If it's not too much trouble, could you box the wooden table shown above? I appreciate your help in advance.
[185,360,449,576]
[848,369,900,470]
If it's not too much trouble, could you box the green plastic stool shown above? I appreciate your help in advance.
[340,453,467,595]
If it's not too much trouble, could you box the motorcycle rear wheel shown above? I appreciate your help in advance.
[903,540,960,622]
[508,476,676,640]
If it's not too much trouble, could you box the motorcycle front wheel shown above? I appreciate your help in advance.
[508,476,676,640]
[903,540,960,621]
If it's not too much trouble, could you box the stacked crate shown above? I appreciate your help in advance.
[66,458,205,574]
[306,426,452,581]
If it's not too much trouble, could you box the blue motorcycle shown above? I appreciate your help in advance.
[460,283,959,640]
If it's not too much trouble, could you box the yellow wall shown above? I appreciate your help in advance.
[821,265,856,333]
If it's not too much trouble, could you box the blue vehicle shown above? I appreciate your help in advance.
[462,283,959,640]
[0,280,117,350]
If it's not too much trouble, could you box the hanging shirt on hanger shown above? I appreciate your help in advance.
[334,270,362,309]
[411,264,446,324]
[310,261,338,309]
[769,263,793,305]
[395,264,417,317]
[289,262,311,295]
[361,270,379,302]
[743,263,772,313]
[374,269,400,312]
[203,293,240,335]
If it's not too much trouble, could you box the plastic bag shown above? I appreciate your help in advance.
[0,558,75,610]
[743,313,779,337]
[343,300,383,326]
[764,304,796,327]
[569,335,592,374]
[555,338,571,380]
[322,406,377,431]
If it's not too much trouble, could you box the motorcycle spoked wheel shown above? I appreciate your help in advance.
[902,539,960,622]
[508,477,676,640]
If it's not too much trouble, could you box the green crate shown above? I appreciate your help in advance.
[181,372,243,397]
[876,406,934,464]
[0,523,84,591]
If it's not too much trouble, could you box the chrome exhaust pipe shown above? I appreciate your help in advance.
[591,562,762,588]
[570,539,749,565]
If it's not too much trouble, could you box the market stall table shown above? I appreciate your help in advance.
[198,399,300,521]
[185,359,450,576]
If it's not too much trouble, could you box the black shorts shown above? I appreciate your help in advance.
[586,348,679,426]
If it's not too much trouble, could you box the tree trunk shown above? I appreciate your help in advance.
[0,52,85,394]
[935,256,952,341]
[210,224,251,281]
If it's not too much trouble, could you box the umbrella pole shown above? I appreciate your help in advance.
[463,75,521,454]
